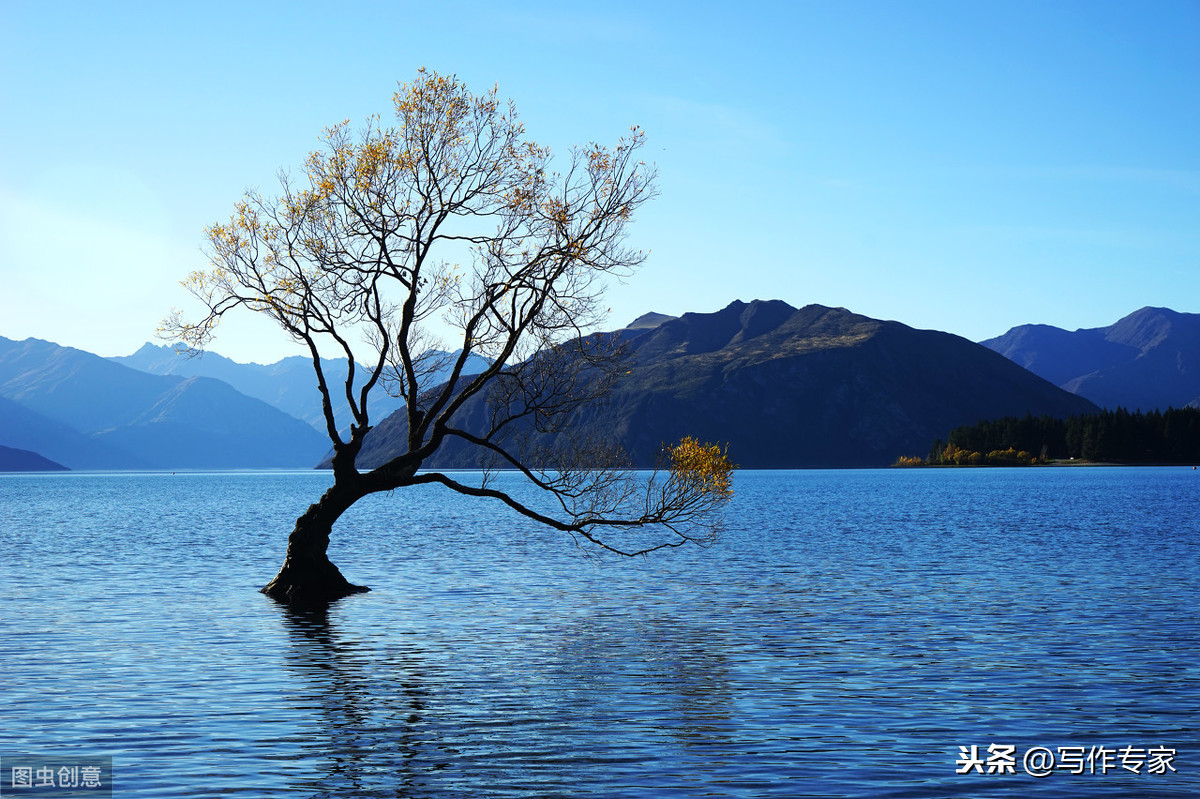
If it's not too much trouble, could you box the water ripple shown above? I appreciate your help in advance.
[1,468,1197,796]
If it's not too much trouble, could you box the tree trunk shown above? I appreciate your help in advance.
[261,482,369,604]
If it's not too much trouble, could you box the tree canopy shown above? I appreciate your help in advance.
[163,70,733,603]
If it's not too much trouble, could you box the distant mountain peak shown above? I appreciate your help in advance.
[630,300,887,362]
[1128,305,1177,318]
[983,306,1199,411]
[624,312,676,330]
[131,341,187,357]
[1105,306,1189,352]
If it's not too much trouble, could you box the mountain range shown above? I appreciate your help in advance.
[348,300,1099,469]
[110,343,490,432]
[0,336,328,469]
[4,301,1193,471]
[983,307,1200,411]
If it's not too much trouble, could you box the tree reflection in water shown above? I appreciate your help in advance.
[275,600,438,798]
[271,594,749,796]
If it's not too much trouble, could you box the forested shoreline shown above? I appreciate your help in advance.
[898,407,1200,466]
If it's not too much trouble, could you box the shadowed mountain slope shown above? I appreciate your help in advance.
[983,307,1200,411]
[350,300,1099,468]
[0,394,145,469]
[0,443,68,471]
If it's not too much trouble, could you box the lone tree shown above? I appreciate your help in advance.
[164,70,733,604]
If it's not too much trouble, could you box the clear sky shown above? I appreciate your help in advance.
[2,0,1197,364]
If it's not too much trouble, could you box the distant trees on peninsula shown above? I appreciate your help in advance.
[899,407,1200,466]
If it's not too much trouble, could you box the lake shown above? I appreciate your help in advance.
[1,468,1197,797]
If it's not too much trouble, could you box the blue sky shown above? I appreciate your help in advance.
[1,0,1196,364]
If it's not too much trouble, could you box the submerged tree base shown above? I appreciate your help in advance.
[259,485,374,605]
[260,560,370,605]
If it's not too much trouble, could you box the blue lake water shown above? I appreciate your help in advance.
[1,468,1197,797]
